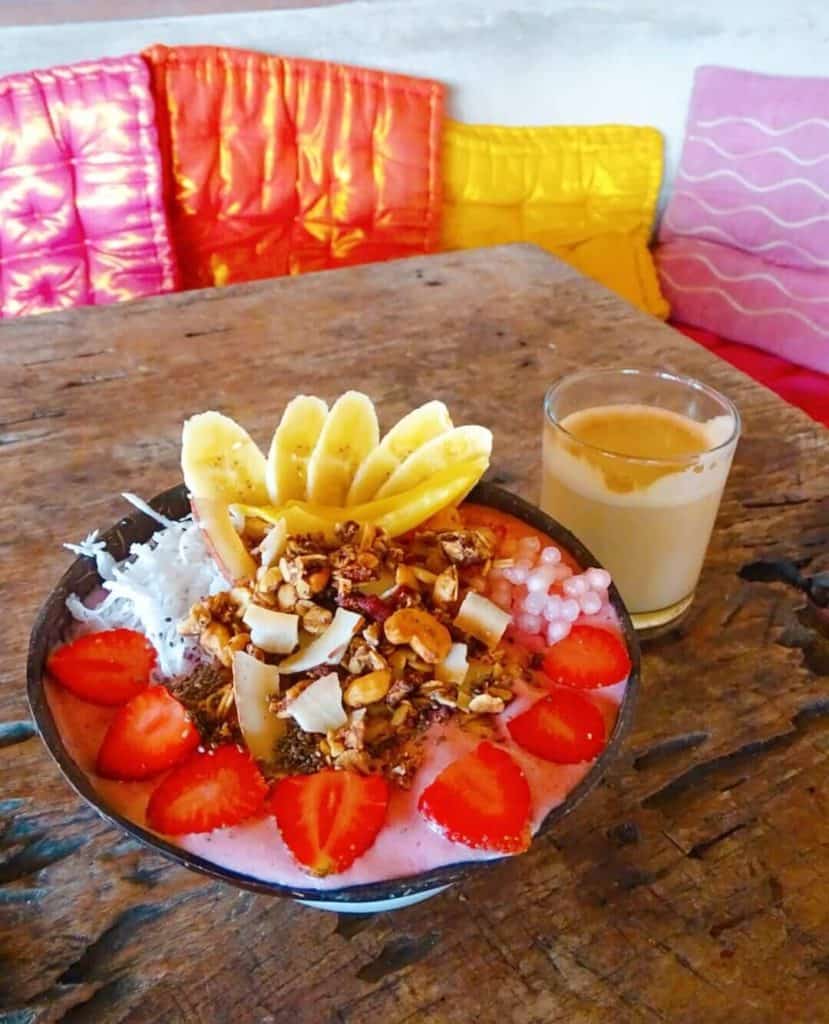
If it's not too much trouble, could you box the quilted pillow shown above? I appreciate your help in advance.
[441,121,669,318]
[0,56,177,319]
[143,45,444,290]
[656,66,829,374]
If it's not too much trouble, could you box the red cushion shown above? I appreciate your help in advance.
[674,323,829,428]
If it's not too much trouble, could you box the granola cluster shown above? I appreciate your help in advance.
[175,511,528,786]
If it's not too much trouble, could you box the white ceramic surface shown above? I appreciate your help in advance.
[298,884,450,913]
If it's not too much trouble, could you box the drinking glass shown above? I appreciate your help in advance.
[541,368,740,635]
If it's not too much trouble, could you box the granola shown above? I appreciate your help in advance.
[176,515,519,785]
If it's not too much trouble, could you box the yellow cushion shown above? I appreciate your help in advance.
[441,121,669,318]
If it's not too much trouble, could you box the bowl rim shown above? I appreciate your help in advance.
[27,481,640,904]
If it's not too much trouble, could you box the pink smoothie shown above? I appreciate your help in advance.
[46,506,631,891]
[46,671,626,891]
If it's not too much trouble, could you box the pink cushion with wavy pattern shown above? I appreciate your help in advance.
[0,56,177,319]
[656,66,829,374]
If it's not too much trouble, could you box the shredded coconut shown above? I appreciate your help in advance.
[64,501,227,678]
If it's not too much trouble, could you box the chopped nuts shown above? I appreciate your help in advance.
[276,583,298,611]
[384,607,452,664]
[200,621,232,666]
[437,529,495,566]
[390,701,413,728]
[255,566,283,594]
[296,601,333,635]
[432,565,459,607]
[227,632,252,654]
[346,641,388,676]
[362,621,382,648]
[344,669,392,707]
[279,553,330,599]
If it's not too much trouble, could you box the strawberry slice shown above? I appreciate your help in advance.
[417,741,531,854]
[269,770,389,877]
[96,687,200,781]
[47,628,156,706]
[508,689,606,764]
[146,745,267,835]
[542,625,631,689]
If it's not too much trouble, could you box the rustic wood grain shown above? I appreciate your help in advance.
[1,245,827,1024]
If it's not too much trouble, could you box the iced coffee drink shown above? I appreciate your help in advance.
[542,370,740,633]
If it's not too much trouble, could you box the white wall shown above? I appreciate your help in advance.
[3,0,829,199]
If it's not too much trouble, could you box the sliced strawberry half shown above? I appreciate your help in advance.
[47,628,156,706]
[146,745,267,835]
[268,770,389,877]
[96,687,200,781]
[542,625,631,689]
[508,689,606,764]
[417,741,531,854]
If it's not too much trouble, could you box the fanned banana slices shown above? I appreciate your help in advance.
[182,392,492,550]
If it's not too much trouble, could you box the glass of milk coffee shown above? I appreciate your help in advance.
[541,368,740,635]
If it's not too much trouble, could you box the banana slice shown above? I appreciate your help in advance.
[346,400,453,505]
[266,395,328,504]
[305,391,379,505]
[182,411,268,504]
[375,425,492,499]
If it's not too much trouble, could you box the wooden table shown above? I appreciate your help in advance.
[1,245,827,1024]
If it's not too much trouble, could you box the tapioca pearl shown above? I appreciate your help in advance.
[526,565,556,593]
[522,591,547,616]
[553,564,573,582]
[561,598,581,622]
[546,618,571,644]
[517,535,541,556]
[540,545,561,565]
[516,612,543,634]
[563,575,588,597]
[579,591,603,616]
[543,594,564,621]
[503,565,527,585]
[586,567,612,591]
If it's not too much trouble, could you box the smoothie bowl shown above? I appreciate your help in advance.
[28,395,639,912]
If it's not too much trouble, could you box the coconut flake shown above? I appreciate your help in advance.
[454,592,512,648]
[121,492,177,528]
[258,519,287,569]
[436,643,469,685]
[278,608,363,674]
[64,503,226,678]
[242,604,299,654]
[232,651,283,762]
[285,672,347,734]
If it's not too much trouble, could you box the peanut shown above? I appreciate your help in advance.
[227,632,252,654]
[200,622,232,666]
[383,607,452,665]
[255,566,282,594]
[390,701,413,728]
[344,669,392,708]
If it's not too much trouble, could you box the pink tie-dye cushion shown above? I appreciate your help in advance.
[656,66,829,374]
[0,56,177,319]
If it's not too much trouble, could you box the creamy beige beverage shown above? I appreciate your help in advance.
[541,403,736,622]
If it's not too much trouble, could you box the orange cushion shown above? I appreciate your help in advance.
[143,45,444,289]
